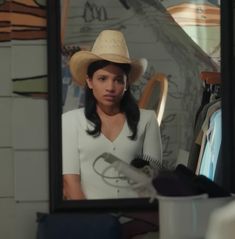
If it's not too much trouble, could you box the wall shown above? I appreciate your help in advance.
[0,1,49,239]
[0,1,233,239]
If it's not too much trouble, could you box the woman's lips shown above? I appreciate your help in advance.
[103,94,116,101]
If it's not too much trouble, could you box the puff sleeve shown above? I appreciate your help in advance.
[62,111,80,175]
[142,111,162,167]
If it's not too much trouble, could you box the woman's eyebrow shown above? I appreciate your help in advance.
[115,73,126,78]
[96,73,107,77]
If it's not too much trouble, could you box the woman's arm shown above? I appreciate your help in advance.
[143,111,162,163]
[62,111,84,199]
[63,174,86,200]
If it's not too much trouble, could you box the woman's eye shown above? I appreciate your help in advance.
[116,78,125,84]
[98,76,106,81]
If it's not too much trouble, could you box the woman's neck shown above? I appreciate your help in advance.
[96,104,121,117]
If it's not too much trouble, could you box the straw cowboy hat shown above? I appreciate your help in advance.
[69,30,148,86]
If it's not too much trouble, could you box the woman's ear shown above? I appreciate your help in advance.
[86,76,93,89]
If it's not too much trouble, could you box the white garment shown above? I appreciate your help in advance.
[62,108,162,199]
[206,200,235,239]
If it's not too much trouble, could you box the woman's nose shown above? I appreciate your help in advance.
[105,80,115,91]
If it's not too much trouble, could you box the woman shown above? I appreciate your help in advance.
[62,30,162,200]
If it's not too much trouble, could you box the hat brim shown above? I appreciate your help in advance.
[69,51,147,86]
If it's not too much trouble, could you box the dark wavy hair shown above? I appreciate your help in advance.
[84,60,140,140]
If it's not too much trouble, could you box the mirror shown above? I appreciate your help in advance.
[47,0,233,212]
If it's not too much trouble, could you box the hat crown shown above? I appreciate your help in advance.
[91,30,130,59]
[69,30,147,86]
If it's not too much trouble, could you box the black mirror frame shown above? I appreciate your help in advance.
[221,0,235,194]
[47,0,234,213]
[46,0,159,213]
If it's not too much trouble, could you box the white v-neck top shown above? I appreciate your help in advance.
[62,108,162,199]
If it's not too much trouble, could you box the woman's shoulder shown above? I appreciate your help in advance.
[139,108,158,125]
[139,108,156,119]
[62,108,85,121]
[137,109,158,130]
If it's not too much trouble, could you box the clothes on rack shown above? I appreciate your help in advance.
[188,72,222,186]
[197,108,222,180]
[188,99,221,172]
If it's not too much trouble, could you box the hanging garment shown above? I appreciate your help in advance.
[188,99,221,172]
[198,109,222,180]
[195,102,221,174]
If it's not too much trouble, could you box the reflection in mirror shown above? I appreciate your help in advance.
[62,29,163,201]
[60,0,221,201]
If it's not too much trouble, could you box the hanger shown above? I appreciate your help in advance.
[200,71,221,85]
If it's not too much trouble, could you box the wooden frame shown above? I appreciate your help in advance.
[138,73,168,126]
[47,0,234,213]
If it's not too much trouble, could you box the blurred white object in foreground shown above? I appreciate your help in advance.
[206,200,235,239]
[158,194,233,239]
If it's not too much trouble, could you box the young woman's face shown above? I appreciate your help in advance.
[86,64,128,109]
